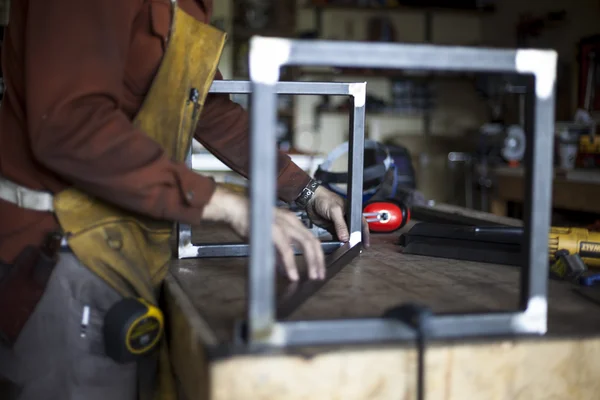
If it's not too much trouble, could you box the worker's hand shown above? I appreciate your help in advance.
[306,186,371,248]
[201,186,325,281]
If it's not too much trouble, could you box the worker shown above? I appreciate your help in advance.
[0,0,370,399]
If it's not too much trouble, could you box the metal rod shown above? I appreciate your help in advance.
[272,83,367,321]
[521,70,555,329]
[277,319,416,347]
[177,147,195,258]
[281,39,521,73]
[347,83,366,240]
[186,241,342,259]
[274,310,538,347]
[247,78,278,343]
[209,80,359,96]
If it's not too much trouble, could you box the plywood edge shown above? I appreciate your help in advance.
[165,273,218,345]
[208,336,600,400]
[164,273,218,400]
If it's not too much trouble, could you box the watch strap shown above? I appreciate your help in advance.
[295,179,319,209]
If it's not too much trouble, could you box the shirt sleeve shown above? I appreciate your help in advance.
[24,0,215,225]
[194,71,311,203]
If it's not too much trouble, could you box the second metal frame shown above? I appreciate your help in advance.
[176,80,366,260]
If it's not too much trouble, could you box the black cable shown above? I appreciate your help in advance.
[382,303,432,400]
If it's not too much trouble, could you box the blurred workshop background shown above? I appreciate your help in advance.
[2,0,599,227]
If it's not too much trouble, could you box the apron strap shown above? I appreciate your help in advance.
[0,176,55,212]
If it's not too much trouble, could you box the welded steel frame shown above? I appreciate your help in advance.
[176,80,366,259]
[245,37,556,347]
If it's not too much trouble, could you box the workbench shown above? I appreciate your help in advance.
[165,208,600,400]
[491,166,600,216]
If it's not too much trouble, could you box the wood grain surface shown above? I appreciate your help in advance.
[170,220,600,343]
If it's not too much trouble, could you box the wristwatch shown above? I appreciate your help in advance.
[295,179,319,209]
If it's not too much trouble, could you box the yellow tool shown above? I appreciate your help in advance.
[103,298,164,363]
[549,250,587,282]
[549,227,600,267]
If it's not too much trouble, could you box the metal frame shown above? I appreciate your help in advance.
[176,80,366,260]
[245,37,556,346]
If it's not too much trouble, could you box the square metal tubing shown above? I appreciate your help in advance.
[248,37,556,346]
[176,80,366,260]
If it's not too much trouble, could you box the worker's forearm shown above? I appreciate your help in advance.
[30,102,216,225]
[201,185,247,224]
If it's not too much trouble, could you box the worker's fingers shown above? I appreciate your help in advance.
[286,216,326,280]
[294,222,325,279]
[362,216,371,248]
[272,225,299,281]
[330,205,350,242]
[276,209,326,280]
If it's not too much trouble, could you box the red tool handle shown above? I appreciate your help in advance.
[363,201,410,233]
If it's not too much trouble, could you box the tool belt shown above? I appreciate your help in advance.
[0,179,68,345]
[0,231,63,346]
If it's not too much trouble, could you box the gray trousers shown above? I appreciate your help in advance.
[0,252,143,400]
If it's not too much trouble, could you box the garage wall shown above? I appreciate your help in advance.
[212,0,234,79]
[291,0,600,152]
[482,0,600,58]
[481,0,600,115]
[209,0,600,202]
[293,8,489,154]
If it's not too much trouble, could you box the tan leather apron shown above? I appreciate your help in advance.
[52,3,225,399]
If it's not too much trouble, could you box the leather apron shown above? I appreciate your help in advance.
[52,3,225,399]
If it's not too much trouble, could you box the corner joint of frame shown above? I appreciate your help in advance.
[515,49,558,100]
[349,231,362,247]
[250,323,287,347]
[249,36,291,85]
[513,296,548,334]
[348,82,367,107]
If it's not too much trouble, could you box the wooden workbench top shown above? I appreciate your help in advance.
[169,220,600,344]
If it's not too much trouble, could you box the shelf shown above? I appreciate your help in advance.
[321,109,430,117]
[298,67,478,81]
[305,2,495,15]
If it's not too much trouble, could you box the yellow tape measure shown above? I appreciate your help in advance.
[103,298,164,363]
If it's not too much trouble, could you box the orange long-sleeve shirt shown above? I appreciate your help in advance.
[0,0,310,263]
